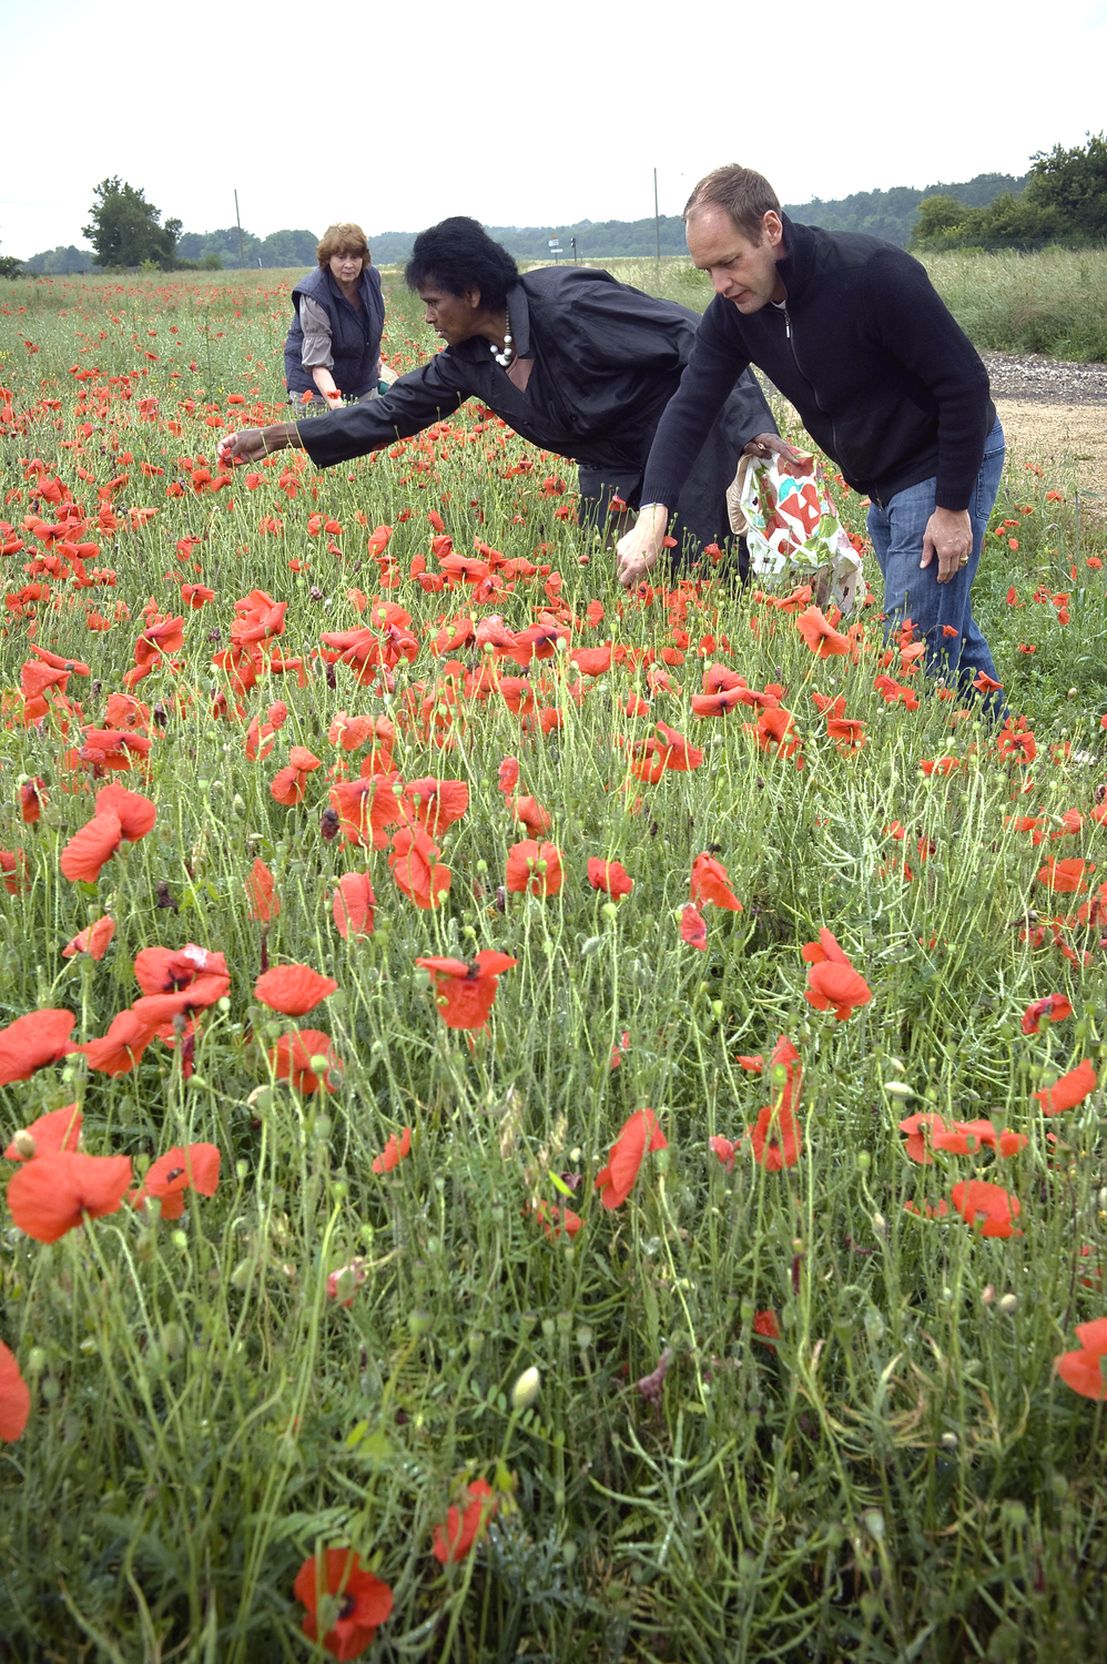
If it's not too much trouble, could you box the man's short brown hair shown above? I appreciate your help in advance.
[684,166,781,240]
[317,223,369,266]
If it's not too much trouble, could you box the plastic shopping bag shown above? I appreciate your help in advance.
[727,450,863,611]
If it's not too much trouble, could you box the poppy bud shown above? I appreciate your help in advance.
[11,1129,36,1160]
[510,1366,541,1412]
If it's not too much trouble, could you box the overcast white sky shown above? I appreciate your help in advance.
[4,0,1106,259]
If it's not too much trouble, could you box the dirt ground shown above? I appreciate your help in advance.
[981,350,1107,518]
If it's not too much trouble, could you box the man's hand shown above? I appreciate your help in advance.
[921,506,973,584]
[616,504,670,589]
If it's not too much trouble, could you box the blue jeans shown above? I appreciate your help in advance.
[867,420,1005,708]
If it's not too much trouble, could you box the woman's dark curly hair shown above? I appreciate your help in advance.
[405,217,519,312]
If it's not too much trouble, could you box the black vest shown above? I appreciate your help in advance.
[284,264,385,397]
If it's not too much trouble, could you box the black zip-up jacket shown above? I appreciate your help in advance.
[296,265,774,546]
[642,216,996,513]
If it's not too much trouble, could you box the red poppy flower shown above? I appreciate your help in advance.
[748,1102,802,1170]
[60,808,123,882]
[997,722,1037,764]
[254,963,338,1016]
[246,858,280,922]
[530,1199,583,1241]
[1055,1317,1107,1400]
[132,1143,221,1219]
[372,1126,411,1174]
[796,605,851,658]
[903,1198,951,1220]
[326,1257,369,1305]
[72,1009,158,1076]
[133,945,230,1007]
[709,1134,739,1170]
[330,774,403,850]
[930,1118,999,1156]
[751,704,803,762]
[680,902,707,950]
[594,1108,667,1209]
[505,839,563,899]
[8,1150,133,1242]
[62,915,116,961]
[826,717,867,752]
[0,1008,76,1086]
[1035,1058,1097,1116]
[95,783,157,841]
[805,961,873,1021]
[690,854,743,911]
[1037,857,1093,894]
[269,1029,341,1093]
[5,1102,82,1162]
[587,858,634,898]
[1021,993,1074,1035]
[950,1179,1022,1238]
[400,777,469,837]
[752,1309,780,1345]
[510,794,553,834]
[0,1340,31,1443]
[333,871,376,939]
[293,1547,393,1660]
[654,723,704,772]
[800,928,851,967]
[389,825,452,910]
[899,1111,948,1165]
[415,950,517,1030]
[270,747,322,806]
[0,850,27,895]
[19,778,46,824]
[432,1478,498,1564]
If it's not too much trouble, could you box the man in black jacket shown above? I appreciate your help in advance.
[617,166,1005,700]
[218,216,775,565]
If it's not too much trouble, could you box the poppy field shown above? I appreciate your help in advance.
[2,268,1107,1662]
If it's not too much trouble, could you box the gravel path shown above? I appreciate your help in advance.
[980,351,1107,513]
[981,350,1107,406]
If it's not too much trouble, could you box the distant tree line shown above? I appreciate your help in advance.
[2,145,1100,277]
[912,134,1107,251]
[364,173,1029,264]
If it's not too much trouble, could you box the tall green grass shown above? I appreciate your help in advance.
[0,274,1106,1663]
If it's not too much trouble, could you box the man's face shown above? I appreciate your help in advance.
[686,204,785,313]
[419,280,481,346]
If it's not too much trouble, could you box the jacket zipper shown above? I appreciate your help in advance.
[783,307,844,470]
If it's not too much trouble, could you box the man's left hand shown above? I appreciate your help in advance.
[921,507,973,584]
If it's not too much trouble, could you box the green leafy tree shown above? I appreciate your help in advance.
[911,195,984,251]
[914,136,1107,251]
[83,178,181,270]
[176,227,263,267]
[23,244,91,276]
[257,229,319,268]
[1023,132,1107,243]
